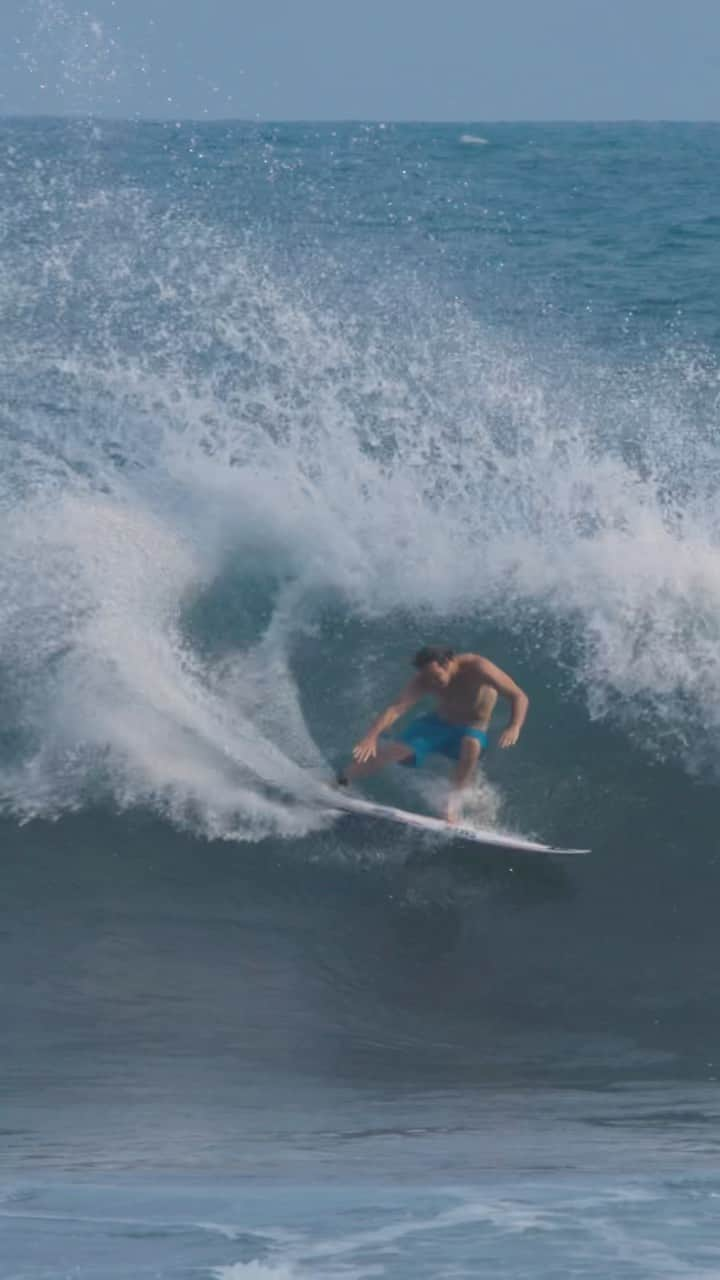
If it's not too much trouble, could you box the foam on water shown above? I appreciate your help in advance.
[2,120,720,841]
[212,1182,720,1280]
[3,1173,720,1280]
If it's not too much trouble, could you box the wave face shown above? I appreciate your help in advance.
[2,119,720,1090]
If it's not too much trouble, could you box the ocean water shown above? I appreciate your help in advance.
[2,117,720,1277]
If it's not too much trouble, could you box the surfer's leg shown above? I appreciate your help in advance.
[337,740,414,785]
[446,736,482,823]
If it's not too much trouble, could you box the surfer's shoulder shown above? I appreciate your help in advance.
[457,652,487,671]
[457,654,497,686]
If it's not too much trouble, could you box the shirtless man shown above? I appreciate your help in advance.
[337,645,529,823]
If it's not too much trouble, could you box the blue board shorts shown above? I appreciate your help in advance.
[396,713,489,768]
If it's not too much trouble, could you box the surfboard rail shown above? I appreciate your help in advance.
[323,792,589,855]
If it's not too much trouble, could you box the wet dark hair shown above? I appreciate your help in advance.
[413,645,455,670]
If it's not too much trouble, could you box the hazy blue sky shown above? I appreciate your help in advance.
[3,0,720,120]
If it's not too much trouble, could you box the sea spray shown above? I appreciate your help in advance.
[2,119,720,839]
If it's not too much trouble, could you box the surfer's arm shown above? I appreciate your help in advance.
[351,680,422,763]
[474,657,529,748]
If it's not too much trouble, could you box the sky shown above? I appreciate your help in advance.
[3,0,720,121]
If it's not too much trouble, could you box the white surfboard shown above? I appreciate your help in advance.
[326,793,589,855]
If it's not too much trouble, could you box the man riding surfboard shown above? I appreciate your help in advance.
[338,645,529,824]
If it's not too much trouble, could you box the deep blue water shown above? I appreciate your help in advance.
[2,117,720,1277]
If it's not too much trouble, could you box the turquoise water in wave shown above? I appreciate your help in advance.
[2,119,720,1277]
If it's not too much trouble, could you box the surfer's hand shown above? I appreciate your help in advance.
[352,735,378,764]
[499,726,520,748]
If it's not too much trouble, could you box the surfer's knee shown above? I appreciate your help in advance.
[458,736,482,773]
[461,735,482,758]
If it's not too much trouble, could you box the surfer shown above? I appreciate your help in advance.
[337,646,529,824]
